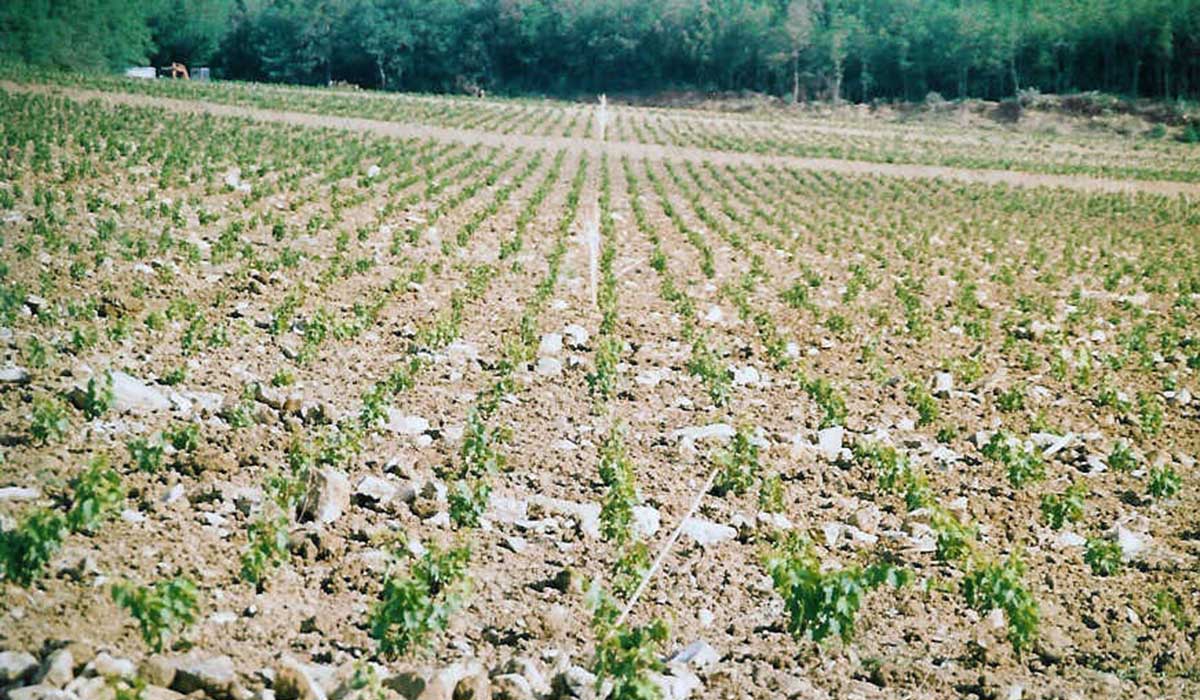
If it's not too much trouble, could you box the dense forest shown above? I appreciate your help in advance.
[3,0,1199,102]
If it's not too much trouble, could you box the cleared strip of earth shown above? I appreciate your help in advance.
[6,81,1197,198]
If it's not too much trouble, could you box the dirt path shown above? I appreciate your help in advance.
[7,81,1198,197]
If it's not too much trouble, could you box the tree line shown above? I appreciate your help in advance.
[3,0,1199,102]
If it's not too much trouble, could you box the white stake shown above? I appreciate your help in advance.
[595,93,609,141]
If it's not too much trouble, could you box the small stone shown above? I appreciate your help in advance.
[68,676,114,700]
[529,495,600,539]
[274,655,326,700]
[300,469,350,525]
[731,366,760,386]
[931,446,960,464]
[553,666,597,700]
[140,655,176,688]
[9,685,72,700]
[74,371,171,414]
[91,653,136,680]
[651,667,701,700]
[680,518,736,547]
[539,604,570,639]
[503,658,549,696]
[24,295,47,313]
[353,475,415,513]
[0,486,40,502]
[1114,525,1147,561]
[756,511,792,531]
[171,654,236,700]
[538,333,563,356]
[562,324,589,348]
[635,369,665,387]
[39,649,74,688]
[852,505,881,534]
[668,640,719,671]
[1037,625,1071,665]
[445,341,478,364]
[0,650,39,684]
[143,687,184,700]
[632,506,660,538]
[672,423,734,453]
[424,661,487,700]
[385,411,429,437]
[0,366,31,384]
[817,426,844,461]
[933,372,953,397]
[492,674,533,700]
[822,522,843,548]
[1054,531,1086,548]
[697,609,714,627]
[535,357,563,376]
[382,671,427,699]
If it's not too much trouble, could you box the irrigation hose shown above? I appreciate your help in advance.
[615,465,719,627]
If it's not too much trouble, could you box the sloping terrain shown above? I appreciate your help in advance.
[0,80,1197,700]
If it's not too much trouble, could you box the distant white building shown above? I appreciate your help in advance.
[125,66,156,79]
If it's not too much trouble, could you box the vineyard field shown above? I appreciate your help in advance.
[0,75,1198,700]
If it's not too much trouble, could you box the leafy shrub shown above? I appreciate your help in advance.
[1152,589,1191,631]
[448,410,505,528]
[996,384,1025,413]
[1107,441,1137,472]
[111,577,199,652]
[369,541,471,658]
[962,553,1039,652]
[764,534,908,644]
[982,432,1045,488]
[930,508,976,562]
[1148,464,1181,499]
[610,541,652,600]
[240,512,289,585]
[1180,122,1200,144]
[711,426,760,497]
[67,455,125,534]
[587,584,668,700]
[1137,393,1163,436]
[687,334,731,406]
[853,441,910,492]
[804,376,847,429]
[0,509,67,584]
[759,472,785,512]
[165,423,200,453]
[906,382,938,426]
[600,479,638,546]
[587,336,621,401]
[1040,482,1087,529]
[780,282,810,309]
[80,371,115,419]
[598,428,632,487]
[127,436,165,472]
[30,394,70,444]
[1084,537,1123,576]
